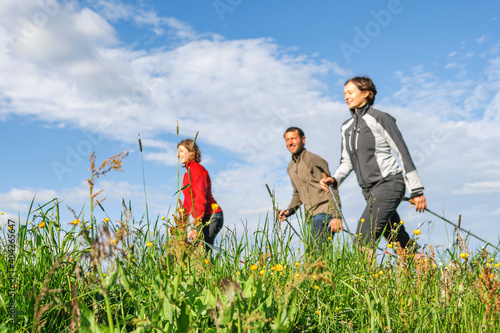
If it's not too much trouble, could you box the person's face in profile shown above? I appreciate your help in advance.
[344,82,369,110]
[178,145,194,164]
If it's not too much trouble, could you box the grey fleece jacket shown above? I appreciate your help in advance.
[333,104,424,195]
[287,149,341,218]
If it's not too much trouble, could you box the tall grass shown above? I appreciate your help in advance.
[1,152,499,332]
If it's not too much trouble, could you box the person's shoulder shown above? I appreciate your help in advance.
[303,150,327,164]
[341,117,353,126]
[190,161,209,173]
[366,106,396,123]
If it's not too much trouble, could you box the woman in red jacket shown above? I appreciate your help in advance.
[177,138,224,251]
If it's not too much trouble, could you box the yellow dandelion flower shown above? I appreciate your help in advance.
[295,262,301,267]
[250,264,258,271]
[146,241,153,247]
[413,229,421,235]
[275,263,284,272]
[204,259,210,264]
[104,218,110,223]
[259,270,265,276]
[211,203,219,212]
[38,221,46,228]
[314,285,319,290]
[315,310,321,315]
[387,242,393,248]
[294,273,300,278]
[460,252,469,259]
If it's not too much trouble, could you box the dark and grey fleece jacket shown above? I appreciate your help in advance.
[333,104,424,195]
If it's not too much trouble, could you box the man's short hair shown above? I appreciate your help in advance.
[283,127,305,138]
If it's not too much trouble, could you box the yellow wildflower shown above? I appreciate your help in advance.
[387,242,393,248]
[360,218,365,223]
[161,216,165,220]
[146,241,153,247]
[413,229,421,235]
[294,273,300,278]
[259,270,265,276]
[71,219,80,225]
[295,262,301,267]
[400,220,404,225]
[460,252,468,259]
[104,218,110,223]
[314,285,319,290]
[250,264,258,271]
[38,221,46,228]
[204,259,210,264]
[0,212,3,215]
[211,203,219,212]
[274,263,284,272]
[315,310,321,315]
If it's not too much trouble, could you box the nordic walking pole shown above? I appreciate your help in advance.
[316,165,352,234]
[265,184,305,243]
[404,197,499,252]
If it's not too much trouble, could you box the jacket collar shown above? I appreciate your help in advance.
[292,148,307,162]
[184,160,195,169]
[350,103,371,117]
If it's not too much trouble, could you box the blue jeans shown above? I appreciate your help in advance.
[307,213,336,249]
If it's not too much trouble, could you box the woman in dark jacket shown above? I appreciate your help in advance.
[321,76,426,256]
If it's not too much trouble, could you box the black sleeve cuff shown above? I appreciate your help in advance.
[409,191,424,199]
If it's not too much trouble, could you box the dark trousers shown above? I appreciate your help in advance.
[201,212,224,252]
[357,174,418,252]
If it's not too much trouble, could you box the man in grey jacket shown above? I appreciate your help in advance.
[279,127,343,248]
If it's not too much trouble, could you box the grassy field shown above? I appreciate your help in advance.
[1,152,499,332]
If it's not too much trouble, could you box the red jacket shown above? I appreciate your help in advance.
[182,160,222,222]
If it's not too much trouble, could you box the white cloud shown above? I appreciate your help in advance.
[455,181,500,195]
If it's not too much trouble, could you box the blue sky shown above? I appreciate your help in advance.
[1,0,500,254]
